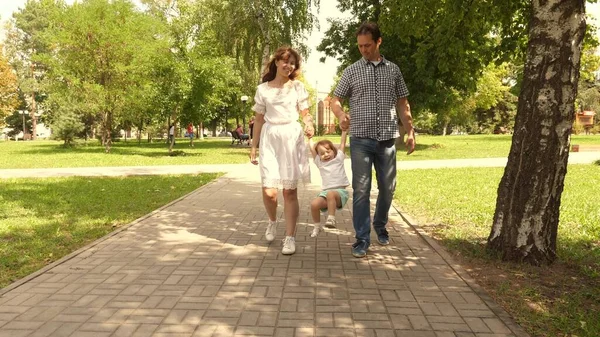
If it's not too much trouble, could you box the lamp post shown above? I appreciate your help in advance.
[17,110,27,141]
[241,95,248,130]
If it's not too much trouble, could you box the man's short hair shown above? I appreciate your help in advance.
[355,22,381,41]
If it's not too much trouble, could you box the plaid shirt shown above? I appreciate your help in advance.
[334,56,409,141]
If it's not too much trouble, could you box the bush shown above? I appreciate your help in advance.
[50,112,85,146]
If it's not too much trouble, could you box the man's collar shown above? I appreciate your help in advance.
[361,55,388,66]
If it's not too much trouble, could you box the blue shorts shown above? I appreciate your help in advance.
[188,133,194,139]
[318,188,349,211]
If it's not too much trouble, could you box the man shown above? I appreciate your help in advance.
[235,124,250,144]
[331,21,416,258]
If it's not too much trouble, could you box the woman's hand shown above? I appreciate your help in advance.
[250,147,258,165]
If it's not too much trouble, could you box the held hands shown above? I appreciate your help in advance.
[304,123,315,138]
[340,113,350,131]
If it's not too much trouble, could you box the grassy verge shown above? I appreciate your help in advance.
[2,135,599,169]
[317,134,600,160]
[395,165,600,337]
[0,138,251,169]
[0,173,221,288]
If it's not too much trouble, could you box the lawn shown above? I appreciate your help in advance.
[0,137,252,169]
[395,164,600,337]
[1,134,599,169]
[0,173,221,288]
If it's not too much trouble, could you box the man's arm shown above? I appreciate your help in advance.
[396,97,415,155]
[331,96,350,130]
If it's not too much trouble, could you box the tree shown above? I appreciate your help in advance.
[43,0,168,152]
[5,0,63,139]
[487,0,586,265]
[0,46,19,127]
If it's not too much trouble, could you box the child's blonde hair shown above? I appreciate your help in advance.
[314,139,338,157]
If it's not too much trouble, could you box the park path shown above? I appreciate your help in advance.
[0,157,536,337]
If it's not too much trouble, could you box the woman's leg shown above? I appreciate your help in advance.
[282,188,299,236]
[262,187,278,221]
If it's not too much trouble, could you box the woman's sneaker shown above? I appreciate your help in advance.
[265,220,277,242]
[281,236,296,255]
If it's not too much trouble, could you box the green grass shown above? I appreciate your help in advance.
[1,134,599,169]
[0,173,221,288]
[395,165,600,336]
[317,134,600,160]
[0,137,251,169]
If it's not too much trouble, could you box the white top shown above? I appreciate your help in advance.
[252,80,310,124]
[314,151,350,190]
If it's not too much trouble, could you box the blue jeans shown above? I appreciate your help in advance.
[350,137,397,247]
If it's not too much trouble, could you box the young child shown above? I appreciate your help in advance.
[308,130,350,237]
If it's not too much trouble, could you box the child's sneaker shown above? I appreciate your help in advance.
[310,224,323,238]
[281,236,296,255]
[325,216,337,228]
[265,220,277,242]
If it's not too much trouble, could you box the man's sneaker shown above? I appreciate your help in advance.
[351,241,368,258]
[377,229,390,246]
[282,236,296,255]
[265,220,277,242]
[310,225,323,238]
[324,217,337,228]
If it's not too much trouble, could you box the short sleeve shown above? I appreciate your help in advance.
[395,67,409,98]
[252,85,266,114]
[296,81,309,111]
[334,68,352,98]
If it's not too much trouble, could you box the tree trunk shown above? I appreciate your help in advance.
[103,111,113,153]
[487,0,586,265]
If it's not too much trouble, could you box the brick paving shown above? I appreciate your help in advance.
[0,165,529,337]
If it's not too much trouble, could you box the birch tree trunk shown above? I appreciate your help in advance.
[487,0,586,265]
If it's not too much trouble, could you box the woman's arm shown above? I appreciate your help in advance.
[250,113,265,165]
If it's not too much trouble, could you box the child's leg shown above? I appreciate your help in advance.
[310,196,327,223]
[310,195,327,237]
[325,190,343,216]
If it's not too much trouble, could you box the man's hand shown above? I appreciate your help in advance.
[340,113,350,131]
[405,131,416,155]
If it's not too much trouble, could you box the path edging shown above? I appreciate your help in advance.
[0,177,222,296]
[392,203,530,337]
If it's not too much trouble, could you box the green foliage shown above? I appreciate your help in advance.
[49,111,84,146]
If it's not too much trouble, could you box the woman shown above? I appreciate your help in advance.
[250,46,314,255]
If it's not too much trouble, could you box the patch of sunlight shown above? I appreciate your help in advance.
[525,299,548,313]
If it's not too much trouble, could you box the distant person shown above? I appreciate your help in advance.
[249,116,255,140]
[308,130,350,238]
[168,123,175,144]
[331,22,416,258]
[235,124,250,144]
[249,46,314,255]
[187,123,194,147]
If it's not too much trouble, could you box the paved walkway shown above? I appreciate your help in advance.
[0,159,536,337]
[0,151,598,179]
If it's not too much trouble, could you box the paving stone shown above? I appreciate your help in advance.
[0,168,528,337]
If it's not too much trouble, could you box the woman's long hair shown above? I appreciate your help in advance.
[261,46,301,83]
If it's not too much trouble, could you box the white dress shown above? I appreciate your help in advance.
[252,80,311,189]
